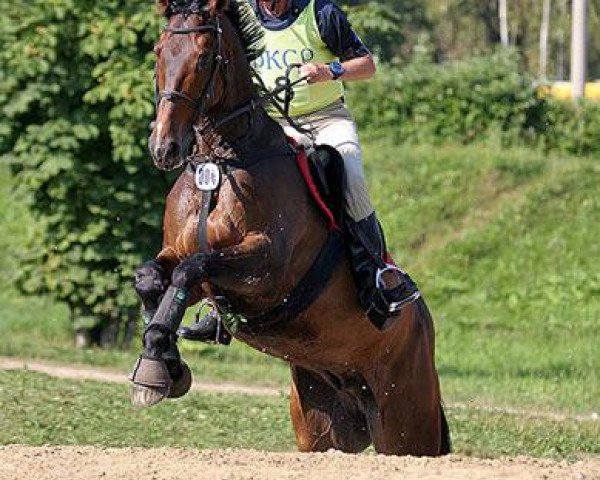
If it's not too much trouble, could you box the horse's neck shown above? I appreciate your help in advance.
[197,102,288,159]
[198,51,288,156]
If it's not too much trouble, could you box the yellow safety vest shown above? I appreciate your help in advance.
[252,0,345,117]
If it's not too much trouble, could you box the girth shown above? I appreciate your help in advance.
[238,230,344,334]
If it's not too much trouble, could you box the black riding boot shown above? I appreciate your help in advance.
[345,212,420,329]
[177,308,232,345]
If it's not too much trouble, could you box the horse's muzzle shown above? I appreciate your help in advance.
[150,139,182,171]
[149,129,193,171]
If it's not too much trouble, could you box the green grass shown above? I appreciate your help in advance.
[1,138,599,442]
[1,370,598,459]
[362,139,599,415]
[0,370,294,451]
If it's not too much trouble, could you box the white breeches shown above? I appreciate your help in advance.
[277,102,374,222]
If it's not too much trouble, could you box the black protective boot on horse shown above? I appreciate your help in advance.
[345,213,420,330]
[129,285,193,406]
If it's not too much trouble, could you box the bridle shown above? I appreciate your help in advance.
[154,10,310,143]
[155,14,226,117]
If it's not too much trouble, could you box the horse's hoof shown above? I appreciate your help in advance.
[128,356,172,407]
[131,384,169,407]
[167,361,192,399]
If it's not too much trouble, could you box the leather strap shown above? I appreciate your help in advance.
[198,189,214,253]
[236,231,344,334]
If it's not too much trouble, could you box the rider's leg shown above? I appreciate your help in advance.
[177,306,232,344]
[309,103,420,328]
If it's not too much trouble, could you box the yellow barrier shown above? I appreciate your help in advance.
[539,81,600,101]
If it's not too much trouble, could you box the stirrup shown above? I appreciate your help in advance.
[376,265,405,290]
[388,291,421,313]
[375,265,421,312]
[177,299,231,345]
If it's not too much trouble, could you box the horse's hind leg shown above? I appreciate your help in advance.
[366,301,447,456]
[289,365,371,453]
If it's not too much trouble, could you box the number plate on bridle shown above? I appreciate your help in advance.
[195,162,220,191]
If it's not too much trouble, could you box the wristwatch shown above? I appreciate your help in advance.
[328,61,345,80]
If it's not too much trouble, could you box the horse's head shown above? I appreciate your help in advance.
[149,0,231,170]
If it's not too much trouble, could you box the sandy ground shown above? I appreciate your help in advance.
[2,358,599,479]
[0,445,598,480]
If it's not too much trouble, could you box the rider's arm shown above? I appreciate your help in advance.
[299,0,376,84]
[300,55,375,83]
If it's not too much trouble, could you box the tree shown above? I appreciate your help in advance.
[0,0,170,346]
[341,0,430,62]
[539,0,551,79]
[499,0,509,46]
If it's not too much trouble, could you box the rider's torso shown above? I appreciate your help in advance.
[252,0,344,117]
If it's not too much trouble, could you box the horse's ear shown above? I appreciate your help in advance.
[209,0,229,14]
[156,0,169,15]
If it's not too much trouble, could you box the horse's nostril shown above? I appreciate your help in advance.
[166,141,180,159]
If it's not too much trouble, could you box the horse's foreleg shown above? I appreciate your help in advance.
[134,248,180,324]
[134,260,168,325]
[145,232,272,345]
[130,250,192,407]
[134,251,184,379]
[201,232,276,294]
[366,302,446,456]
[131,235,271,406]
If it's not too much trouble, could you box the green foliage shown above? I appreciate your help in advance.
[348,50,539,143]
[0,1,169,343]
[348,50,600,155]
[539,98,600,156]
[342,1,430,62]
[343,3,405,61]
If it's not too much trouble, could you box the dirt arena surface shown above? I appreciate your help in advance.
[1,445,598,480]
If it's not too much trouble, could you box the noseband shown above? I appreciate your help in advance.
[156,15,225,116]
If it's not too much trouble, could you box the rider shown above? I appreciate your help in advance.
[178,0,420,341]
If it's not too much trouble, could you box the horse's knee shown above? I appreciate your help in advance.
[171,255,206,289]
[135,260,166,300]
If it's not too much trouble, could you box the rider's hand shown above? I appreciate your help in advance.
[299,62,333,84]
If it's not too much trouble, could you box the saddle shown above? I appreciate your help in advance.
[297,144,346,229]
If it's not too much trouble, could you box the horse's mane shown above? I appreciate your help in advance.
[162,0,264,62]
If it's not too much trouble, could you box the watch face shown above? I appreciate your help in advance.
[330,61,344,79]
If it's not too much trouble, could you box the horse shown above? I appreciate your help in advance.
[130,0,450,456]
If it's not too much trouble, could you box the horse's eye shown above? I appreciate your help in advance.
[197,54,211,70]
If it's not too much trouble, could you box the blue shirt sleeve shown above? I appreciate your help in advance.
[314,0,371,61]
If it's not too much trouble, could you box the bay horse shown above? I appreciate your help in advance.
[130,0,450,456]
